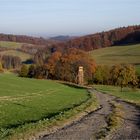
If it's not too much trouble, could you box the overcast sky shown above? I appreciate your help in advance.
[0,0,140,37]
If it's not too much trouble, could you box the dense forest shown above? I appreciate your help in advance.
[0,34,47,45]
[65,25,140,51]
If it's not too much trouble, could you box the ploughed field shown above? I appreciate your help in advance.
[0,74,90,138]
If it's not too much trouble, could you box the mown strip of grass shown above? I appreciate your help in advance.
[95,102,124,139]
[94,85,140,105]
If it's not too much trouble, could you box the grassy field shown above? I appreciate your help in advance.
[0,41,32,61]
[0,74,90,139]
[0,50,31,61]
[94,85,140,105]
[0,41,23,49]
[90,44,140,65]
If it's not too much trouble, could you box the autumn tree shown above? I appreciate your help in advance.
[46,51,62,79]
[0,61,3,72]
[93,66,104,84]
[1,55,21,69]
[110,64,122,85]
[28,64,36,78]
[24,48,96,83]
[53,48,96,83]
[34,65,48,79]
[110,64,138,91]
[19,64,28,77]
[118,65,138,91]
[34,49,49,65]
[27,64,48,79]
[93,65,110,84]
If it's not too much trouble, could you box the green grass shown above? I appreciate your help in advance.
[0,41,23,49]
[0,41,32,61]
[0,74,90,139]
[94,85,140,105]
[0,50,31,61]
[90,44,140,65]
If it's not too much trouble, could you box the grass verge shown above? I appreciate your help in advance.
[95,102,124,139]
[94,85,140,105]
[106,102,124,130]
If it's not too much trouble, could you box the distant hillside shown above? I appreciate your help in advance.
[0,33,49,45]
[0,41,33,61]
[50,35,76,41]
[0,25,140,52]
[65,25,140,51]
[89,44,140,65]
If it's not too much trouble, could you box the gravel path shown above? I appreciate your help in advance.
[41,89,140,140]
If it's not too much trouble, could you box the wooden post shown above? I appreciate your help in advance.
[78,66,84,85]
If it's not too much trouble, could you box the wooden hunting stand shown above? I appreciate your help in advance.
[78,66,84,85]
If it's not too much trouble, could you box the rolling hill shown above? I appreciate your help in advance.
[64,25,140,51]
[0,41,32,61]
[0,25,140,53]
[0,50,31,61]
[0,41,23,49]
[89,44,140,75]
[90,44,140,65]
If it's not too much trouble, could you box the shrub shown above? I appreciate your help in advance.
[19,64,29,77]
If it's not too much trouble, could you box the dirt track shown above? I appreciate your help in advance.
[40,89,140,140]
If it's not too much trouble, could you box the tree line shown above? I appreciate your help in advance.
[19,47,140,90]
[0,55,21,70]
[93,64,139,90]
[19,48,96,83]
[0,34,47,45]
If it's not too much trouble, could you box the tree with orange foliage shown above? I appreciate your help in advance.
[24,48,96,84]
[52,48,96,83]
[46,51,62,79]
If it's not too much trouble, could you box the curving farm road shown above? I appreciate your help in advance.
[40,89,140,140]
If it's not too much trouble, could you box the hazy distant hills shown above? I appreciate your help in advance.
[50,35,77,42]
[0,25,140,51]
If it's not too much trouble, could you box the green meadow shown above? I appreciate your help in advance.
[0,74,90,139]
[90,44,140,65]
[0,41,23,49]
